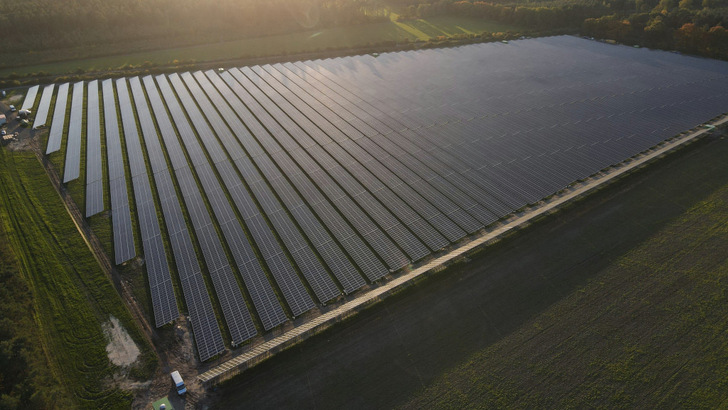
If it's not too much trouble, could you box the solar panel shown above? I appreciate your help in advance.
[62,81,84,183]
[46,83,70,154]
[221,69,430,263]
[293,37,728,216]
[282,62,533,213]
[260,65,500,226]
[32,84,55,129]
[85,80,104,217]
[157,75,288,329]
[21,85,39,111]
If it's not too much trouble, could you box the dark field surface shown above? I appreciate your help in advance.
[214,132,728,408]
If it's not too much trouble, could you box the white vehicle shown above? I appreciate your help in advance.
[9,105,15,112]
[171,371,187,396]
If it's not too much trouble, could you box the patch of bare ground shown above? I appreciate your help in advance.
[104,315,141,367]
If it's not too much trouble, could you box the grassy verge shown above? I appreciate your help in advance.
[0,147,156,408]
[0,16,521,79]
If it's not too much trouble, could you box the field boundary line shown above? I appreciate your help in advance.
[198,116,726,386]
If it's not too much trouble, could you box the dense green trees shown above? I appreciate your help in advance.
[582,1,728,57]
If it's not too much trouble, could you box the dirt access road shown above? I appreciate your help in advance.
[210,129,728,409]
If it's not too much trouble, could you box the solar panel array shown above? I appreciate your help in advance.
[35,36,728,361]
[33,84,55,129]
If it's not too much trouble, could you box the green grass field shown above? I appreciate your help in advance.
[404,140,728,407]
[0,147,155,408]
[0,16,519,78]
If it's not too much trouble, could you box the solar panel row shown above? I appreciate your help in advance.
[173,73,291,330]
[102,79,136,264]
[279,62,526,215]
[297,62,513,217]
[174,77,339,311]
[212,70,414,270]
[21,85,39,111]
[259,64,503,225]
[62,81,84,183]
[296,58,564,207]
[300,36,724,213]
[33,84,55,129]
[229,68,441,260]
[85,80,104,217]
[46,83,69,154]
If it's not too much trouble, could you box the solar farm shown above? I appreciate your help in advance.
[23,36,728,363]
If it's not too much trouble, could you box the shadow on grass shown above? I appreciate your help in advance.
[214,133,728,410]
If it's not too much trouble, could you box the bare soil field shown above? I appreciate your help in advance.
[211,131,728,409]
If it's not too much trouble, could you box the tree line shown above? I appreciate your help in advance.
[582,2,728,57]
[388,0,728,59]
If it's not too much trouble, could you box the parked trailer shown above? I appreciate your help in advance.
[171,371,186,395]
